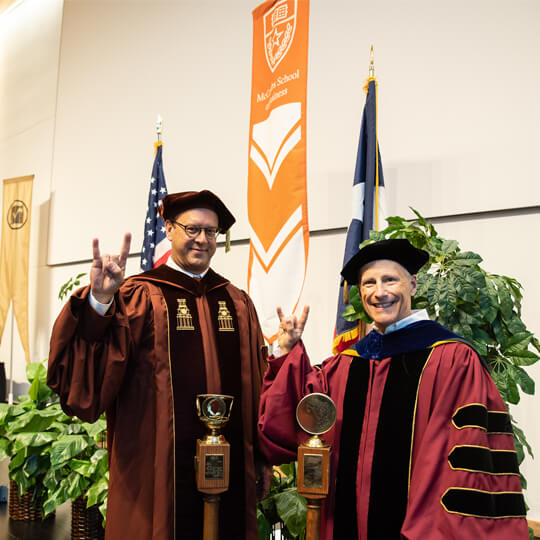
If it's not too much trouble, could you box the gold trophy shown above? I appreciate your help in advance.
[195,394,234,540]
[296,393,337,540]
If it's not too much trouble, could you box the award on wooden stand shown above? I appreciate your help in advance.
[194,394,234,540]
[296,393,337,540]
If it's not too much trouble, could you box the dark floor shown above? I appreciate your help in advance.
[0,501,71,540]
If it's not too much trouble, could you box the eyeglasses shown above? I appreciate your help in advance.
[172,221,220,239]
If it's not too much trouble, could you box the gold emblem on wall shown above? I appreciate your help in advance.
[217,301,234,332]
[176,298,194,330]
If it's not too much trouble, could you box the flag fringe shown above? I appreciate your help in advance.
[363,76,377,93]
[332,324,361,355]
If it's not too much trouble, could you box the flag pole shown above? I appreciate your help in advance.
[156,114,163,142]
[370,46,380,231]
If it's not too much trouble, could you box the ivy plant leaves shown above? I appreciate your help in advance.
[58,272,87,301]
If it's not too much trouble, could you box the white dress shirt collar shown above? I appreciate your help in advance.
[166,258,209,279]
[376,309,430,335]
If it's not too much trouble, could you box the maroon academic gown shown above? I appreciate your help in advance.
[258,339,528,540]
[48,265,267,540]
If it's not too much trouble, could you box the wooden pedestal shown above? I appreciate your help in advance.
[297,443,331,540]
[195,438,230,540]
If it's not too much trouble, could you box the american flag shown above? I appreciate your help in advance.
[140,142,170,271]
[332,78,386,354]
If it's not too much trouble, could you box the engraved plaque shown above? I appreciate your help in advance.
[303,454,323,488]
[205,454,224,480]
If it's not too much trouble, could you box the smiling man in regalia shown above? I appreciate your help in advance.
[48,190,267,540]
[258,238,528,539]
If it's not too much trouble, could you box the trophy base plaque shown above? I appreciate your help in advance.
[195,438,230,494]
[297,443,331,499]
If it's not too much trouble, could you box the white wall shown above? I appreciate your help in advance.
[1,0,540,521]
[0,0,64,383]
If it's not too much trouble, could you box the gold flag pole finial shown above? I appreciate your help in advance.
[369,45,375,78]
[156,114,163,142]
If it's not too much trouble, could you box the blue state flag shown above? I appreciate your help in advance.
[333,78,386,354]
[140,142,170,271]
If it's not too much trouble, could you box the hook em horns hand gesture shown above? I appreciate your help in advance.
[276,305,310,355]
[90,233,132,304]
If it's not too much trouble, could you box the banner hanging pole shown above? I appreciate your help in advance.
[8,307,14,404]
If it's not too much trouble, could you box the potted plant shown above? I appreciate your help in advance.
[43,413,108,537]
[42,412,107,513]
[0,362,68,519]
[0,360,108,535]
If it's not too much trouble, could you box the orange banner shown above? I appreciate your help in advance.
[247,0,310,343]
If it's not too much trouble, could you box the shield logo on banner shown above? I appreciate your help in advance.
[263,0,297,73]
[7,200,28,230]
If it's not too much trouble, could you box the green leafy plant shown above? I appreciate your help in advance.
[258,462,307,539]
[58,272,86,301]
[343,209,538,471]
[0,362,108,522]
[0,362,70,512]
[42,416,108,521]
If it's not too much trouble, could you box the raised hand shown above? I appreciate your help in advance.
[276,305,310,355]
[90,233,132,304]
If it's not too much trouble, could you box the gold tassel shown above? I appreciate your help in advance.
[225,230,231,253]
[343,280,349,304]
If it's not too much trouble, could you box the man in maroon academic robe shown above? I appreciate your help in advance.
[48,190,267,540]
[258,238,528,539]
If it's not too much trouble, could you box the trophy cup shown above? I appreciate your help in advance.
[194,394,234,540]
[296,393,337,540]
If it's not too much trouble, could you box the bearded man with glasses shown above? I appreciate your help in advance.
[48,191,268,540]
